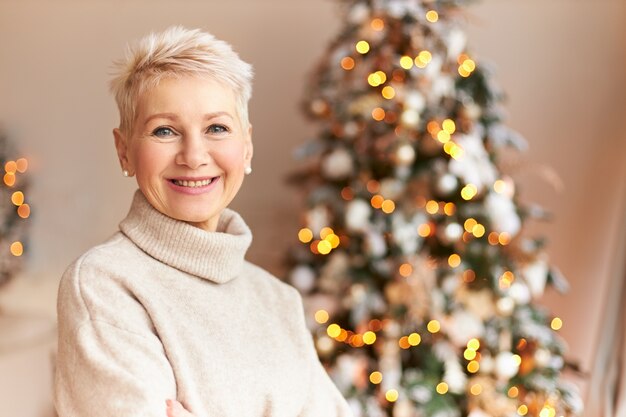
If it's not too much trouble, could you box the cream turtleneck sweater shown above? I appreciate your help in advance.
[55,191,352,417]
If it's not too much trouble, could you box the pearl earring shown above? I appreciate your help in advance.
[244,166,252,175]
[123,170,129,177]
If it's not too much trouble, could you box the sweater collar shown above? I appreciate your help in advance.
[119,190,252,284]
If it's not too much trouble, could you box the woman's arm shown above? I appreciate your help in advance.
[55,319,177,416]
[55,254,177,416]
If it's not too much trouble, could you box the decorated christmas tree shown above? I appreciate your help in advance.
[0,130,30,289]
[286,1,583,416]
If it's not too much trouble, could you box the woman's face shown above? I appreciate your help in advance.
[114,76,253,231]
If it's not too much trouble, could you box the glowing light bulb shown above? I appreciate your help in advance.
[340,57,355,70]
[470,384,482,395]
[381,86,395,99]
[16,158,28,173]
[464,348,477,360]
[11,191,24,206]
[442,119,456,134]
[17,204,31,219]
[399,56,414,69]
[371,18,385,31]
[417,223,431,237]
[356,40,370,54]
[435,382,448,394]
[369,371,383,384]
[327,324,341,338]
[372,107,386,121]
[425,200,439,214]
[317,240,332,255]
[381,199,395,214]
[3,172,16,186]
[467,338,480,350]
[370,195,384,209]
[461,184,478,200]
[385,389,399,402]
[298,228,313,243]
[426,10,439,23]
[315,310,329,324]
[551,317,563,330]
[399,263,413,277]
[398,336,410,349]
[467,361,479,373]
[363,331,377,345]
[427,320,441,333]
[408,333,421,346]
[448,254,461,268]
[10,241,23,256]
[320,227,334,239]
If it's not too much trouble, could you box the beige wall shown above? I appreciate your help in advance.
[0,0,624,414]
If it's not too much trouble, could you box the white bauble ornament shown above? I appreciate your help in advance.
[441,274,460,295]
[321,148,354,180]
[448,132,497,192]
[437,173,458,195]
[344,121,359,137]
[366,231,387,257]
[316,336,334,355]
[430,75,454,101]
[424,55,443,78]
[509,282,531,305]
[495,351,520,379]
[380,178,404,200]
[485,192,521,237]
[306,205,329,235]
[348,3,370,24]
[345,199,371,232]
[479,354,494,374]
[405,91,426,112]
[396,143,416,166]
[523,258,549,298]
[534,348,551,368]
[400,109,420,128]
[446,28,467,58]
[445,310,485,347]
[443,359,467,393]
[290,265,316,292]
[444,223,464,242]
[496,297,515,316]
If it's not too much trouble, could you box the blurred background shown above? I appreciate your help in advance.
[0,0,624,416]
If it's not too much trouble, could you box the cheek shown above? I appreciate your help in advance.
[131,143,171,178]
[215,143,247,174]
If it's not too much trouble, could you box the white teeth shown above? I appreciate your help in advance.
[173,178,214,187]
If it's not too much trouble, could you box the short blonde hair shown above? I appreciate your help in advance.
[110,26,253,134]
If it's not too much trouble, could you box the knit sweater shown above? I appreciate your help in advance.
[55,191,352,417]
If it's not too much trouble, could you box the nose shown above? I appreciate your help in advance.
[175,133,210,170]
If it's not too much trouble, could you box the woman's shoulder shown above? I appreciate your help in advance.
[61,232,139,281]
[242,262,303,304]
[58,231,154,332]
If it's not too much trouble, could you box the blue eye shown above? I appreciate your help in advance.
[207,124,229,134]
[152,127,176,138]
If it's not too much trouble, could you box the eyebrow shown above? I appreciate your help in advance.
[143,111,234,124]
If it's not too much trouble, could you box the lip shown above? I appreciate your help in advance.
[166,176,220,195]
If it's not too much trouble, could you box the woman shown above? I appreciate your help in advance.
[55,26,352,417]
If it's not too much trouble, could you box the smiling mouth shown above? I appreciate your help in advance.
[170,178,217,188]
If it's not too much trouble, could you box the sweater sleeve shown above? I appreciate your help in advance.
[55,253,177,417]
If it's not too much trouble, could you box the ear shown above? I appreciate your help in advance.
[113,128,133,175]
[244,124,254,166]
